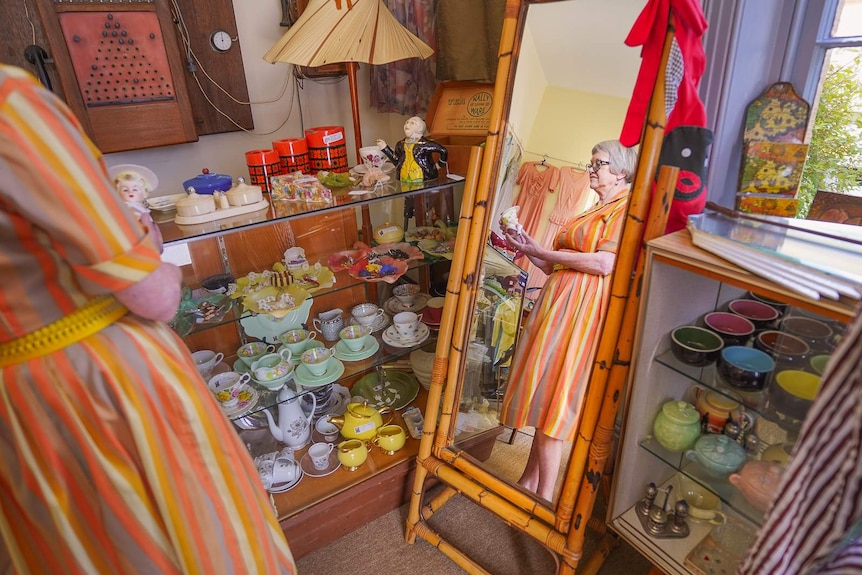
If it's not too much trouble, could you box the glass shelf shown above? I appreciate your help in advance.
[160,176,462,246]
[225,333,436,421]
[171,257,438,338]
[639,436,765,526]
[654,350,771,418]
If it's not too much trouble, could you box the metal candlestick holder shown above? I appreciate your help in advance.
[635,482,690,539]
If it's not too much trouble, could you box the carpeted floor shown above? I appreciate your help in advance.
[296,430,653,574]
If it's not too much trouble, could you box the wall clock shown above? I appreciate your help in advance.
[210,30,232,52]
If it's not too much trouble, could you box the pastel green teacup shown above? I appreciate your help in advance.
[236,341,275,368]
[339,324,371,352]
[278,329,317,356]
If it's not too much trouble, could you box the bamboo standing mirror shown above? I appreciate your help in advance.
[406,0,678,572]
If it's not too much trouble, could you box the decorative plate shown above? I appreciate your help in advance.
[184,293,232,324]
[382,323,431,349]
[221,385,260,418]
[418,238,456,260]
[290,265,335,293]
[368,242,424,263]
[405,226,448,243]
[241,285,310,318]
[349,162,395,176]
[327,248,369,271]
[146,193,186,212]
[347,256,408,284]
[352,369,420,410]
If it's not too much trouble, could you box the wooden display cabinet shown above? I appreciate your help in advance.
[608,230,855,574]
[159,175,470,558]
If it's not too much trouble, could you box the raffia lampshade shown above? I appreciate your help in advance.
[263,0,434,67]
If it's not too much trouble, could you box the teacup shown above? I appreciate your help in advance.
[271,456,299,484]
[278,328,317,356]
[308,442,334,470]
[192,349,224,377]
[393,311,422,339]
[236,342,275,368]
[251,349,293,382]
[301,346,335,376]
[337,439,368,470]
[316,416,341,442]
[207,371,251,408]
[352,303,385,327]
[424,297,445,324]
[359,145,385,168]
[373,424,407,454]
[393,283,420,306]
[339,324,371,352]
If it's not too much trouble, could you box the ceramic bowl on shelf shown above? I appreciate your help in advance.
[716,346,775,391]
[703,312,756,347]
[766,369,822,421]
[809,353,831,375]
[727,298,781,329]
[779,316,834,351]
[753,330,810,366]
[670,325,724,367]
[747,291,790,317]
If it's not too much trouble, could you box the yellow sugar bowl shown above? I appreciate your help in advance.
[373,424,407,455]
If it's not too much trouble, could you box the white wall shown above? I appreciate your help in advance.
[106,0,410,197]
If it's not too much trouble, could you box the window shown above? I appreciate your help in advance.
[798,0,862,216]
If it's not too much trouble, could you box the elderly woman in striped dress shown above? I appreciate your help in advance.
[0,66,296,574]
[500,140,638,502]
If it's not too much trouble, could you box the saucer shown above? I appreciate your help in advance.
[294,358,346,388]
[333,338,380,361]
[233,359,251,374]
[300,451,342,477]
[382,323,431,348]
[221,384,259,418]
[348,312,391,333]
[267,469,303,493]
[287,340,326,364]
[384,294,430,315]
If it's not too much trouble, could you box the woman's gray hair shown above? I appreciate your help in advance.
[592,140,639,183]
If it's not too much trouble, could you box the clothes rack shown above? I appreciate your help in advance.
[523,149,585,169]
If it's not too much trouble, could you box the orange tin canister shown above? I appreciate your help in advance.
[245,149,280,193]
[272,137,310,174]
[304,126,348,172]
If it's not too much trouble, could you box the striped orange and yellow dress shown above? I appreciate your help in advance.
[500,192,628,442]
[0,66,296,574]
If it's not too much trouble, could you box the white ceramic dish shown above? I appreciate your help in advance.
[299,451,342,477]
[382,323,430,348]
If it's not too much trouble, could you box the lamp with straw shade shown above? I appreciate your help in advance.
[263,0,434,165]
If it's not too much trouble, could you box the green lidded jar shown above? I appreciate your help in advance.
[653,400,701,452]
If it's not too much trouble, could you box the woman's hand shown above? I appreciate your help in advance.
[505,229,543,259]
[115,262,182,322]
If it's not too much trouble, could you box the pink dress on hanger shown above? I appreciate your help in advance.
[524,167,594,292]
[514,162,559,237]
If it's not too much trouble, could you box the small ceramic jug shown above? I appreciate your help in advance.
[313,309,344,342]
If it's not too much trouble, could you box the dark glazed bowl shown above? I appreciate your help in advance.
[717,346,775,391]
[728,299,781,329]
[201,273,235,294]
[703,312,756,347]
[747,291,789,317]
[780,316,833,349]
[754,330,810,366]
[670,326,724,367]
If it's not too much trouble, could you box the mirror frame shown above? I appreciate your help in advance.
[406,1,677,572]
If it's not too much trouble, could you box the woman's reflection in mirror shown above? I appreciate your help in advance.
[499,140,639,502]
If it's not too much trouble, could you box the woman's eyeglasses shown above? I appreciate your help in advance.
[586,160,610,172]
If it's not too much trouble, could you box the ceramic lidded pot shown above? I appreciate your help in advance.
[729,460,784,511]
[175,188,216,217]
[225,179,264,206]
[686,434,746,478]
[182,168,233,195]
[693,386,742,434]
[653,400,701,452]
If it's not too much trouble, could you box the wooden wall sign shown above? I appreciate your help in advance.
[34,0,198,153]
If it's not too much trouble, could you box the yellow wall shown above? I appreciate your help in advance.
[526,87,630,168]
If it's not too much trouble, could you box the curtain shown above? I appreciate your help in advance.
[369,0,438,116]
[435,0,505,83]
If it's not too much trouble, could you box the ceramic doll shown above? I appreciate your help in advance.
[377,116,448,182]
[112,168,163,252]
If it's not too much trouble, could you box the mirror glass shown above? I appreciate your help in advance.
[447,0,642,509]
